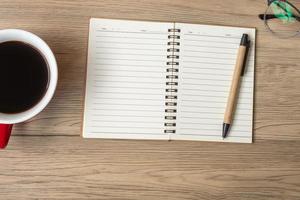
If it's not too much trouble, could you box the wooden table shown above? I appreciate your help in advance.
[1,0,300,199]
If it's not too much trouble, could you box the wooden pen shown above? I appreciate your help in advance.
[223,33,250,138]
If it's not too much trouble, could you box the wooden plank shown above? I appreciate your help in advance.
[0,136,300,200]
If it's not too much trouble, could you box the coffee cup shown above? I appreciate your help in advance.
[0,29,57,149]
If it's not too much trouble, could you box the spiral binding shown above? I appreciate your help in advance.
[165,28,180,134]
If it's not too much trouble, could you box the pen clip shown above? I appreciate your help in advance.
[241,40,250,76]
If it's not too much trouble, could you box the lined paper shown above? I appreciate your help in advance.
[83,18,171,140]
[174,23,255,143]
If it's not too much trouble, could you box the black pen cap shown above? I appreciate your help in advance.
[240,34,249,46]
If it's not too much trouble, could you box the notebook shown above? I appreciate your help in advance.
[83,18,255,143]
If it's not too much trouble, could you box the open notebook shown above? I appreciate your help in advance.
[83,18,255,143]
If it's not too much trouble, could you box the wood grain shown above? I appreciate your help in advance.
[1,136,300,200]
[0,0,300,199]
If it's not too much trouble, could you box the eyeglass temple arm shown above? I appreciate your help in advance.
[259,13,300,21]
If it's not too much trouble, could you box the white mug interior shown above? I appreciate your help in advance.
[0,29,57,124]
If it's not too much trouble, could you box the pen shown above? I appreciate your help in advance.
[223,33,250,138]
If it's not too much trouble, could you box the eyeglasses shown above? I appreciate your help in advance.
[259,0,300,38]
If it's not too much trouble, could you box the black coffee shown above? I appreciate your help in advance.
[0,41,49,114]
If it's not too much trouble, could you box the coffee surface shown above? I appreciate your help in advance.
[0,41,49,114]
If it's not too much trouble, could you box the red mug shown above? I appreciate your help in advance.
[0,29,58,149]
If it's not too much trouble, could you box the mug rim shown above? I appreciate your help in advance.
[0,29,57,124]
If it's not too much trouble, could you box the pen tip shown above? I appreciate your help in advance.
[222,123,231,138]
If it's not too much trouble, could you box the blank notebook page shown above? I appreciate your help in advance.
[83,18,171,139]
[174,23,255,143]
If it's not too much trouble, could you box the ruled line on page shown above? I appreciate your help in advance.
[95,46,165,51]
[183,55,236,60]
[184,38,240,44]
[182,44,238,50]
[92,103,163,107]
[95,40,166,46]
[181,71,254,77]
[94,67,165,73]
[180,116,252,122]
[93,69,166,74]
[93,64,165,68]
[179,122,251,127]
[181,66,254,72]
[92,108,163,113]
[95,52,165,57]
[181,104,252,111]
[180,93,252,99]
[184,33,241,39]
[95,58,165,62]
[91,113,164,118]
[180,110,251,116]
[179,127,250,132]
[175,133,251,138]
[95,30,167,35]
[96,35,167,40]
[180,88,251,94]
[182,56,255,63]
[92,119,163,123]
[93,80,164,85]
[92,97,164,101]
[88,131,164,135]
[180,82,252,89]
[180,77,252,83]
[181,89,252,95]
[181,99,251,105]
[183,60,235,65]
[90,125,163,129]
[183,49,237,55]
[94,91,164,95]
[92,85,165,90]
[94,74,164,79]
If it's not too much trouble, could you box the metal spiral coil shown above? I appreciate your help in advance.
[164,28,180,133]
